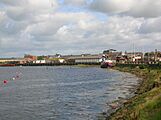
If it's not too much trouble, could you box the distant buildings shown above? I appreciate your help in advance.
[144,50,161,63]
[102,49,161,64]
[125,52,143,63]
[24,54,37,63]
[0,54,37,65]
[0,49,161,65]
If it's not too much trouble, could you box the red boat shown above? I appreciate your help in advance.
[100,60,114,68]
[0,64,16,67]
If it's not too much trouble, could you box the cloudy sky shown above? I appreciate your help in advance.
[0,0,161,57]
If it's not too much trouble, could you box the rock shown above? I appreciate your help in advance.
[109,102,119,109]
[123,100,132,105]
[102,112,107,116]
[122,100,129,104]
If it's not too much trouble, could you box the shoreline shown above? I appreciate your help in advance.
[100,68,142,119]
[1,64,160,119]
[108,65,161,120]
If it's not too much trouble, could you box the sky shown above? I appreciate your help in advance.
[0,0,161,57]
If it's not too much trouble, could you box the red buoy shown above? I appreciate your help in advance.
[3,80,8,84]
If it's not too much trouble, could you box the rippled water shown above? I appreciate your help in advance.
[0,66,138,120]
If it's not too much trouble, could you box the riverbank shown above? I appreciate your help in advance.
[109,64,161,120]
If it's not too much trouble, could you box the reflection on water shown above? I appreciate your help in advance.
[0,66,138,120]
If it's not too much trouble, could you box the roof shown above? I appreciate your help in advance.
[67,54,103,59]
[126,52,143,55]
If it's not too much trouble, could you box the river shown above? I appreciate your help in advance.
[0,66,138,120]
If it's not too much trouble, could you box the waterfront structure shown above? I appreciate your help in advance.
[144,50,161,63]
[24,54,37,63]
[116,56,127,63]
[103,49,122,63]
[67,54,103,64]
[33,60,46,64]
[158,52,161,61]
[47,54,66,63]
[47,58,65,63]
[1,50,160,65]
[0,58,25,64]
[124,52,143,63]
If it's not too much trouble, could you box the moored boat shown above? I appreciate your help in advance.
[100,60,113,68]
[0,64,15,67]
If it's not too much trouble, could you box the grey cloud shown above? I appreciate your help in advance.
[64,0,87,6]
[90,0,133,14]
[6,6,32,21]
[0,11,30,36]
[0,0,27,6]
[2,0,58,21]
[90,0,161,18]
[138,17,161,34]
[126,0,161,18]
[0,20,28,35]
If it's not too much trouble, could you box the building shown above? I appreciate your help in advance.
[157,51,161,62]
[33,60,46,64]
[125,52,143,62]
[144,50,161,63]
[46,54,66,63]
[24,54,37,63]
[67,54,103,64]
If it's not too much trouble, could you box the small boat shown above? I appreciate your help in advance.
[100,60,113,68]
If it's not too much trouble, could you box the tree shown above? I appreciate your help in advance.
[37,56,44,60]
[103,49,116,54]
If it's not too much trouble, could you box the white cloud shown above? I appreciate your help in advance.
[25,12,95,37]
[90,0,161,18]
[0,0,161,57]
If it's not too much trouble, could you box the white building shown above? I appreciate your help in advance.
[68,54,103,64]
[33,60,46,64]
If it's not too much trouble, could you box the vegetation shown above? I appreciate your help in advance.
[109,64,161,120]
[103,49,116,54]
[37,56,45,60]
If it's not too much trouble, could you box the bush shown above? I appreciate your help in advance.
[139,64,148,69]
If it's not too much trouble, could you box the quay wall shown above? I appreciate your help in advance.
[16,62,100,66]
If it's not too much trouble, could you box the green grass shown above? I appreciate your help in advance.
[151,109,161,120]
[110,66,161,120]
[141,92,161,119]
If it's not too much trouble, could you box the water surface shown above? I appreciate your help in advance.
[0,66,138,120]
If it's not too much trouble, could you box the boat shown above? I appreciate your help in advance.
[100,60,113,68]
[0,64,15,67]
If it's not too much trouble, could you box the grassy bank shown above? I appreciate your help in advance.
[109,64,161,120]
